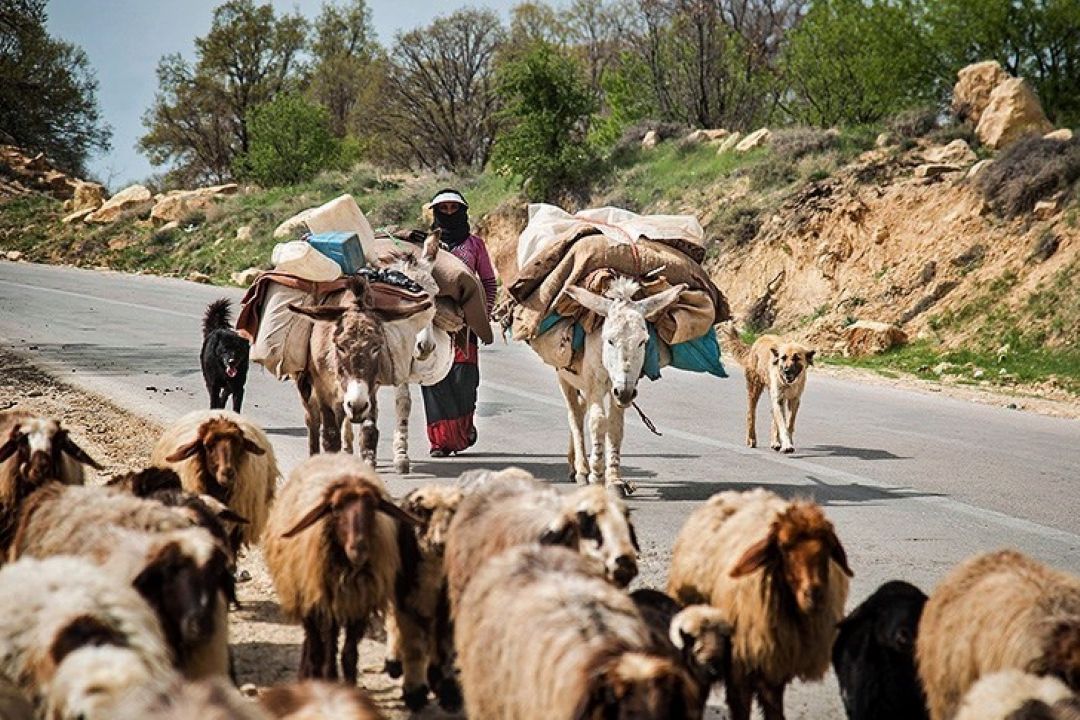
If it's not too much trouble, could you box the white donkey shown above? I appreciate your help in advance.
[553,277,685,496]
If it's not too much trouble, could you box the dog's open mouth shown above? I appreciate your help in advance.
[225,366,238,378]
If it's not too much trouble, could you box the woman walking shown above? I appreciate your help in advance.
[421,189,497,456]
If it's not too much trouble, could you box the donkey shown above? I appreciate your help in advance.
[552,277,685,496]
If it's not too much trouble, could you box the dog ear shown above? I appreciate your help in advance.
[805,349,816,366]
[769,346,779,363]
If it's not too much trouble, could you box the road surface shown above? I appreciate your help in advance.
[2,260,1078,718]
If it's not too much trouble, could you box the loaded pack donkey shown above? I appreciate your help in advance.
[289,231,452,470]
[548,276,685,496]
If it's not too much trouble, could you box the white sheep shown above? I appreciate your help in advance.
[151,409,278,552]
[954,670,1077,720]
[456,544,702,719]
[667,488,852,720]
[260,681,385,719]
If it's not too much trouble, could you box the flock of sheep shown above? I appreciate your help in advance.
[0,405,1077,720]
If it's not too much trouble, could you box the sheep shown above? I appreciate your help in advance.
[260,681,385,719]
[954,670,1079,720]
[667,488,852,720]
[832,579,929,720]
[0,555,173,708]
[0,679,33,720]
[44,644,178,720]
[11,483,235,679]
[456,544,703,719]
[444,467,639,613]
[630,588,733,696]
[262,453,419,683]
[151,409,278,553]
[382,483,463,711]
[0,410,98,553]
[917,549,1080,720]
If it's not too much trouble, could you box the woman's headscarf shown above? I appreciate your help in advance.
[429,188,470,250]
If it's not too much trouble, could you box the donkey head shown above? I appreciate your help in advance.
[563,278,686,408]
[381,229,441,362]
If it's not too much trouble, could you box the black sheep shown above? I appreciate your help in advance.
[833,580,930,720]
[200,298,249,412]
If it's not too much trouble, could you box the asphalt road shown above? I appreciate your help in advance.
[2,260,1078,718]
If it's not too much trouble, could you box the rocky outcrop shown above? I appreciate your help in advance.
[842,321,908,357]
[64,180,106,213]
[641,130,660,149]
[1045,128,1074,142]
[84,184,154,224]
[923,139,977,166]
[717,132,742,153]
[952,61,1010,124]
[736,128,771,152]
[149,184,238,225]
[0,145,79,199]
[686,129,730,144]
[230,267,261,286]
[975,77,1053,149]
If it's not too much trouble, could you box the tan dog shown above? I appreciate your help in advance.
[720,323,815,453]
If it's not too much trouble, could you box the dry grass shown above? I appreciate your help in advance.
[977,136,1080,218]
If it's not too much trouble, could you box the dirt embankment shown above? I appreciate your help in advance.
[0,349,437,719]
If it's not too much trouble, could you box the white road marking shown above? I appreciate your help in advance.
[485,380,1080,548]
[0,278,195,319]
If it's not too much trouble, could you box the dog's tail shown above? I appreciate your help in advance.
[203,298,233,337]
[718,321,752,365]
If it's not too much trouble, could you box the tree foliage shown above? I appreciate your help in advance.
[234,92,340,186]
[491,41,598,201]
[382,9,505,172]
[140,0,307,185]
[0,0,111,174]
[308,0,384,139]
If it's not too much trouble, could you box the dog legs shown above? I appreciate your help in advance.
[769,386,794,453]
[745,378,762,448]
[786,396,800,448]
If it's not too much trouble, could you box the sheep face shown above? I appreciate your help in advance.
[566,486,639,588]
[282,479,419,567]
[575,653,701,720]
[132,537,234,656]
[402,485,462,555]
[731,502,852,614]
[0,416,100,485]
[164,418,264,500]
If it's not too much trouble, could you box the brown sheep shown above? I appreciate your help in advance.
[667,488,852,720]
[445,467,639,613]
[0,410,99,554]
[457,544,702,719]
[152,409,278,552]
[262,453,418,683]
[383,483,463,711]
[917,549,1080,720]
[260,681,385,719]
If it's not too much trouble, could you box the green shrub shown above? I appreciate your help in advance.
[234,93,341,187]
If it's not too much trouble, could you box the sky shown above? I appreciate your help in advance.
[46,0,523,189]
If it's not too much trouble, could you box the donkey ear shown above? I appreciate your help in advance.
[288,304,348,322]
[729,532,777,578]
[376,496,423,526]
[827,529,854,577]
[58,433,103,469]
[563,286,614,318]
[634,283,686,322]
[281,502,333,538]
[165,439,202,463]
[423,229,442,261]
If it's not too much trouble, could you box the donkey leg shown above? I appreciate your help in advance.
[359,393,379,468]
[558,377,589,484]
[604,401,626,489]
[320,405,342,453]
[303,400,321,457]
[341,417,354,454]
[586,396,608,486]
[393,384,411,474]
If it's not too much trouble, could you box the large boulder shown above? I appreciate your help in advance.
[842,321,908,357]
[68,180,106,212]
[641,130,660,149]
[923,139,977,166]
[952,61,1010,124]
[975,77,1053,149]
[150,183,238,225]
[230,267,262,286]
[1045,128,1074,142]
[717,132,742,153]
[736,128,771,152]
[84,184,153,224]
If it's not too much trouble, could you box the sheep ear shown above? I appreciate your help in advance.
[376,496,422,526]
[635,283,686,322]
[539,516,578,547]
[563,285,614,318]
[281,503,332,538]
[218,508,250,525]
[165,439,202,463]
[59,432,102,469]
[0,434,23,462]
[805,349,816,366]
[241,437,266,456]
[288,304,348,322]
[828,530,854,577]
[729,534,776,578]
[423,229,442,261]
[48,615,126,665]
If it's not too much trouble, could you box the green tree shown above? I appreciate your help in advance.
[491,41,598,201]
[782,0,939,126]
[234,92,340,186]
[928,0,1080,126]
[0,0,111,174]
[140,0,307,186]
[308,0,384,138]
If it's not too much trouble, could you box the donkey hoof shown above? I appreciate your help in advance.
[394,457,410,474]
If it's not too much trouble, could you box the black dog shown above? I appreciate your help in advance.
[201,298,249,412]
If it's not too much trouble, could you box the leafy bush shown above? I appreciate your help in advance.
[490,41,598,202]
[234,93,341,187]
[977,136,1080,218]
[887,105,939,139]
